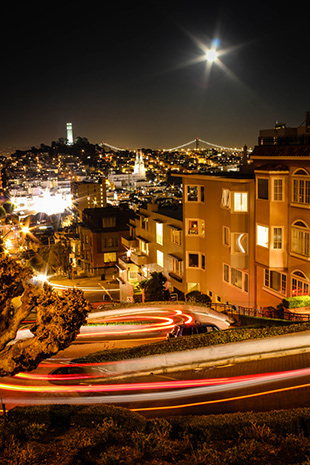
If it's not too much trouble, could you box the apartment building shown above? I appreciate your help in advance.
[71,178,107,220]
[118,201,185,302]
[251,115,310,307]
[181,172,256,307]
[181,113,310,309]
[74,206,133,277]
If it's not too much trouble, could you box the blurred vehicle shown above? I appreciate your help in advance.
[48,365,105,385]
[167,323,220,339]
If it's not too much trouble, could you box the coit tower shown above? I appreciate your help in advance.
[66,122,74,145]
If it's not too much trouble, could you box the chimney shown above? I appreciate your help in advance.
[242,145,248,165]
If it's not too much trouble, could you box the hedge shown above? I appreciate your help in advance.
[2,405,310,465]
[74,321,310,364]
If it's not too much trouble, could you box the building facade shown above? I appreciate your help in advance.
[118,201,185,302]
[181,172,256,307]
[74,206,133,277]
[71,179,107,220]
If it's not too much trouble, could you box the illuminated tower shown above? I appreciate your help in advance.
[66,122,74,145]
[133,151,146,178]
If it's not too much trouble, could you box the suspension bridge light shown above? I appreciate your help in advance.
[206,49,218,62]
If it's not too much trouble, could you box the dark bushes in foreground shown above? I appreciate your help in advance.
[1,404,310,464]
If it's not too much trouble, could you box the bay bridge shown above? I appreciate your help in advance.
[100,137,246,153]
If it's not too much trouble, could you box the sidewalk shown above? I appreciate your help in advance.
[49,275,117,289]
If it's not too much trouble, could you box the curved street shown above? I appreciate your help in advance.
[1,291,310,417]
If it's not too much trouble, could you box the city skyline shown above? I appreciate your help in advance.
[1,3,309,151]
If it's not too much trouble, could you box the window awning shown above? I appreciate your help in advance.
[136,235,150,243]
[168,253,182,261]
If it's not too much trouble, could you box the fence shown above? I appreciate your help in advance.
[209,302,310,322]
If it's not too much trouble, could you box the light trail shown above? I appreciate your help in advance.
[13,368,310,387]
[15,308,193,341]
[2,369,310,408]
[132,382,310,413]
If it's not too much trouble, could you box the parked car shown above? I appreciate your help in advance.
[167,323,220,339]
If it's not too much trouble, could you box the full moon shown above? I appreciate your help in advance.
[206,50,217,62]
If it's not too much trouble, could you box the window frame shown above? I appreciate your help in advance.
[291,220,310,259]
[257,177,269,200]
[264,269,287,296]
[233,192,248,212]
[256,224,269,248]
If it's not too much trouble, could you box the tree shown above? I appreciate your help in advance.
[139,272,169,302]
[0,256,91,377]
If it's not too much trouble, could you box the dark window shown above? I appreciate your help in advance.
[257,179,269,200]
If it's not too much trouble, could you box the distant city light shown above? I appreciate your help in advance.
[32,190,71,216]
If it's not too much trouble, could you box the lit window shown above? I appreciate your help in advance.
[187,185,198,201]
[257,225,269,248]
[139,239,149,255]
[170,257,183,276]
[156,222,163,245]
[187,219,205,236]
[171,228,181,246]
[291,270,309,296]
[187,282,199,292]
[103,252,117,263]
[157,250,164,267]
[232,233,248,254]
[188,220,199,235]
[233,192,248,212]
[186,185,204,202]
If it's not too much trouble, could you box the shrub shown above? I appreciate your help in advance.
[186,290,211,305]
[283,296,310,309]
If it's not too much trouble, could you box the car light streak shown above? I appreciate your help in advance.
[2,382,310,410]
[7,367,310,394]
[132,382,310,413]
[13,362,310,384]
[12,309,193,342]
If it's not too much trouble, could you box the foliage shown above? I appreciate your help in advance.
[0,256,91,377]
[76,320,310,364]
[283,296,310,309]
[139,272,169,302]
[186,290,211,305]
[2,405,310,464]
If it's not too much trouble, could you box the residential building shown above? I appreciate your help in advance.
[181,172,256,307]
[74,206,133,277]
[118,200,185,302]
[251,113,310,307]
[71,178,107,220]
[181,113,310,309]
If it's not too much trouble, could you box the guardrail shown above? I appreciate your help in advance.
[208,303,310,322]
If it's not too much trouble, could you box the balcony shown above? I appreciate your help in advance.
[130,250,148,266]
[121,236,138,249]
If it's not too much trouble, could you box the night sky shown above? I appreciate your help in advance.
[1,2,309,151]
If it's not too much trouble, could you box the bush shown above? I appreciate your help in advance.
[283,296,310,309]
[80,321,310,364]
[186,290,211,305]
